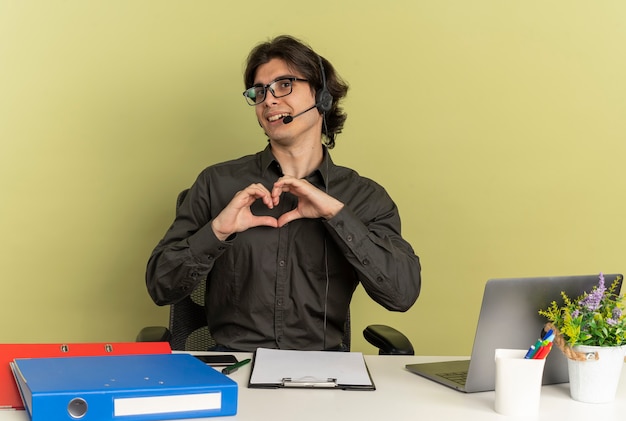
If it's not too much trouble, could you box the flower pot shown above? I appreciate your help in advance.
[567,345,625,403]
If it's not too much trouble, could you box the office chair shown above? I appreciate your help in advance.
[138,190,414,355]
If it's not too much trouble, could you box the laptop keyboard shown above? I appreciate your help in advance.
[438,371,468,385]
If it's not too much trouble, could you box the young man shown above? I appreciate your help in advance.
[146,35,421,352]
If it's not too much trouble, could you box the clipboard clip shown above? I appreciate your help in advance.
[281,377,338,388]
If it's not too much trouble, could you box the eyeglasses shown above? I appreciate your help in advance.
[243,77,309,106]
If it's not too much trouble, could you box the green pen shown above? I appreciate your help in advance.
[524,339,543,359]
[221,358,252,375]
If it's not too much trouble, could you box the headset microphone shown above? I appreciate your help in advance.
[282,103,317,124]
[283,55,333,125]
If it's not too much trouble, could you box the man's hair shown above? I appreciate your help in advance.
[244,35,348,149]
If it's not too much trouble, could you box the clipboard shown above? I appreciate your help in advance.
[248,348,375,390]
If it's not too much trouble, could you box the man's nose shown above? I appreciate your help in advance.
[262,89,279,106]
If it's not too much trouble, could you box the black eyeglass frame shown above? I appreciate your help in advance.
[243,77,309,106]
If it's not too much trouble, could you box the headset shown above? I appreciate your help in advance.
[315,55,333,114]
[282,55,333,124]
[318,55,332,350]
[281,54,335,349]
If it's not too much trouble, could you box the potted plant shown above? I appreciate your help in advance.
[539,273,625,403]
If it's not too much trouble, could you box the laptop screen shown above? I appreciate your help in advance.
[406,273,623,393]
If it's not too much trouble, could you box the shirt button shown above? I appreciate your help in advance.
[362,259,370,266]
[279,260,285,267]
[376,276,384,283]
[346,235,353,242]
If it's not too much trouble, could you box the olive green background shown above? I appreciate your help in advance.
[1,1,624,355]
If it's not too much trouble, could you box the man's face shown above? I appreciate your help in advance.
[252,58,321,145]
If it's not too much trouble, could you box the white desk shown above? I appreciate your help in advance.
[2,354,625,420]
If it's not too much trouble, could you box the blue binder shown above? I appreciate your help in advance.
[11,353,237,420]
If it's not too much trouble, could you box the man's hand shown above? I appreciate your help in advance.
[211,183,279,241]
[271,176,344,227]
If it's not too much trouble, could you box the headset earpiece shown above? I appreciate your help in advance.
[316,56,333,114]
[316,88,333,114]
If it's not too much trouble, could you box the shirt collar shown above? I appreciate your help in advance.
[259,144,333,190]
[260,145,280,177]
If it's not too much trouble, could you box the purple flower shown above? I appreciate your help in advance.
[607,318,619,326]
[613,307,622,319]
[578,275,606,311]
[572,309,580,318]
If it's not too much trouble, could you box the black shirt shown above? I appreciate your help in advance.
[146,146,421,351]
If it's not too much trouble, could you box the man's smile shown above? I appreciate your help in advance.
[267,112,291,122]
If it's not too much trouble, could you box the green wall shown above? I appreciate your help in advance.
[1,1,625,355]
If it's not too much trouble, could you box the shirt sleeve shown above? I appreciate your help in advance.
[145,185,232,306]
[324,201,421,312]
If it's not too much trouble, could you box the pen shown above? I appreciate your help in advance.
[222,358,252,375]
[542,329,554,340]
[524,339,543,359]
[532,342,553,359]
[523,345,536,359]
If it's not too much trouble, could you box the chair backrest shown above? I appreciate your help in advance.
[168,279,215,351]
[167,189,350,351]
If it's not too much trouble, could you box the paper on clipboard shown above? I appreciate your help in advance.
[248,348,375,390]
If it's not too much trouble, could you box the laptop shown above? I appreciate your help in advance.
[405,273,623,393]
